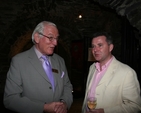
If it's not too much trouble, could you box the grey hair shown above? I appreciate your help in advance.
[32,21,57,44]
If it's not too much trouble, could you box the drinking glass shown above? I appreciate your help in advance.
[87,97,97,110]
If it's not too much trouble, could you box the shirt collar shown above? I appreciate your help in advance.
[95,56,113,72]
[34,46,42,59]
[34,46,50,62]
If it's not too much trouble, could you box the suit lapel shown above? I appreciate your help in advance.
[98,57,117,86]
[49,55,58,87]
[87,64,97,93]
[28,47,51,83]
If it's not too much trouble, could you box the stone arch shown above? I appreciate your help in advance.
[93,0,141,37]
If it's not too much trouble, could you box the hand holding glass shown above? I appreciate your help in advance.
[87,97,97,110]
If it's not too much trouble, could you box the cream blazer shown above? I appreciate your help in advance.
[82,57,141,113]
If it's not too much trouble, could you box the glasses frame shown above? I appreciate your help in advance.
[38,32,58,41]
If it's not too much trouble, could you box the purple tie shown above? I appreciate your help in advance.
[41,55,54,92]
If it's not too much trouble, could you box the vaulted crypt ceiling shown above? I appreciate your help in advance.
[0,0,141,57]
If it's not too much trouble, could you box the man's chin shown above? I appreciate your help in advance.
[48,51,54,56]
[94,57,99,60]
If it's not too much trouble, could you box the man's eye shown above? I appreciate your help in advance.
[48,37,53,40]
[98,44,102,47]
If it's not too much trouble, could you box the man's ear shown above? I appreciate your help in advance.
[109,44,114,52]
[34,33,40,43]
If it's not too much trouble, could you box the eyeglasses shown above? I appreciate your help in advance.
[38,32,59,41]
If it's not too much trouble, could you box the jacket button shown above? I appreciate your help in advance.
[49,87,52,89]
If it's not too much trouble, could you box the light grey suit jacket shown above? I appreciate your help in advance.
[82,57,141,113]
[4,46,73,113]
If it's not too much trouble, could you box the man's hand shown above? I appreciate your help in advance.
[43,102,67,113]
[54,101,68,113]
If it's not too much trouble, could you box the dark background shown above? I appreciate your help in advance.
[0,0,141,112]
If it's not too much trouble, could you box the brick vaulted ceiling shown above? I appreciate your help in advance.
[0,0,141,58]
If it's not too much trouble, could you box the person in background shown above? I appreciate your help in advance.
[3,21,73,113]
[82,32,141,113]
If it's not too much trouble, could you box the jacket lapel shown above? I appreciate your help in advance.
[98,57,117,86]
[49,55,58,87]
[28,47,51,83]
[87,63,97,93]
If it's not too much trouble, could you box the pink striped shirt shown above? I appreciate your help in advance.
[88,56,113,98]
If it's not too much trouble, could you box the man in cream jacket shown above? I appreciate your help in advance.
[82,32,141,113]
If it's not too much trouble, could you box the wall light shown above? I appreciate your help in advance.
[78,15,82,19]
